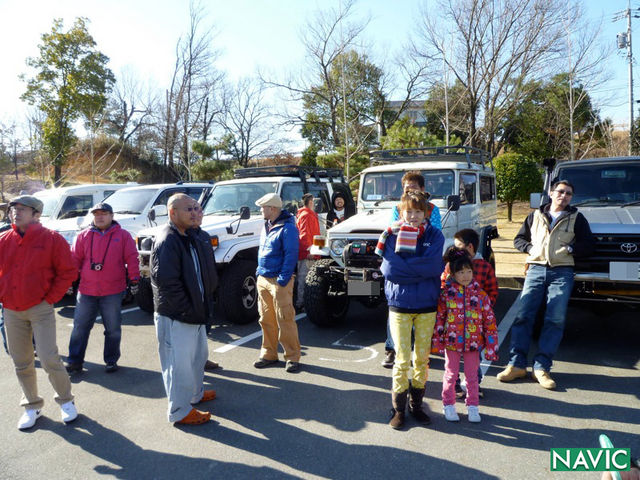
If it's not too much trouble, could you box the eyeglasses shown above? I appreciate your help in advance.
[554,189,573,196]
[183,206,202,212]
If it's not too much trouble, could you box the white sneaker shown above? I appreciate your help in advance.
[60,401,78,424]
[443,404,460,422]
[467,405,481,423]
[18,409,42,430]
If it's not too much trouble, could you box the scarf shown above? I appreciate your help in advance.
[375,220,425,256]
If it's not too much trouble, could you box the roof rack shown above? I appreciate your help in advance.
[234,165,345,183]
[369,146,492,169]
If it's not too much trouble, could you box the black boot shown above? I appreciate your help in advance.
[389,390,408,430]
[408,386,431,425]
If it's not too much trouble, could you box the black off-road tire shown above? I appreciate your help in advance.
[136,277,154,313]
[220,259,259,324]
[304,259,349,327]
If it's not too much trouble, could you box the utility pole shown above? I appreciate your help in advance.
[615,2,640,155]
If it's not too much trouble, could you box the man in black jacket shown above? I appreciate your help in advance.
[151,194,219,425]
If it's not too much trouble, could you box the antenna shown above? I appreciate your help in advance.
[614,1,640,154]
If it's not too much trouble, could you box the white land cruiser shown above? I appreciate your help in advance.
[135,165,354,324]
[533,157,640,304]
[305,146,499,327]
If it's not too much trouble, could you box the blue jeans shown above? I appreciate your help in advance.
[68,291,125,365]
[0,303,7,354]
[508,265,574,372]
[385,315,395,351]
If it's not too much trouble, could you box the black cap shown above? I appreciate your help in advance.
[90,202,113,214]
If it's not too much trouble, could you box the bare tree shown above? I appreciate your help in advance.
[106,67,157,145]
[414,0,571,156]
[261,0,369,146]
[156,1,223,180]
[220,77,274,167]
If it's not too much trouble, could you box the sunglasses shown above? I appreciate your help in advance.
[554,189,573,196]
[183,206,202,212]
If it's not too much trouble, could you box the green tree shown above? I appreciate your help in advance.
[502,74,605,161]
[21,17,115,185]
[301,50,384,152]
[493,153,543,221]
[380,117,462,149]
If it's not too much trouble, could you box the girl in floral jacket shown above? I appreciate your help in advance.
[432,247,498,423]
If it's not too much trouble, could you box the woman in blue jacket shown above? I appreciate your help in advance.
[376,190,444,429]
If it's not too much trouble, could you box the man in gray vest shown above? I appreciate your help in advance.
[498,180,594,389]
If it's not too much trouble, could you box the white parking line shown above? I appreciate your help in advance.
[480,292,522,375]
[319,330,378,362]
[213,312,306,354]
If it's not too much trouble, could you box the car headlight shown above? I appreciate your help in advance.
[139,236,154,251]
[330,238,349,256]
[59,230,78,245]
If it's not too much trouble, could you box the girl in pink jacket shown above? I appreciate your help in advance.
[432,247,498,423]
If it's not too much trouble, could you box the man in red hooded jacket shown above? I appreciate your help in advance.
[66,202,140,375]
[0,195,78,430]
[295,193,320,310]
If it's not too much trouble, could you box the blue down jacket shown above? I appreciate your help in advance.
[380,224,444,312]
[257,210,299,286]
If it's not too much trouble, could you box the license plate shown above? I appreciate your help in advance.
[609,262,640,281]
[347,280,380,296]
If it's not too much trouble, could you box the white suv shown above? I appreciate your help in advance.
[79,182,214,237]
[135,166,354,324]
[306,146,499,326]
[34,183,136,244]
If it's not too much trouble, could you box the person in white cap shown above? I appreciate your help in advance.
[0,195,78,430]
[253,193,301,373]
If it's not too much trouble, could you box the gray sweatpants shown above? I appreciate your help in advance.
[154,313,208,422]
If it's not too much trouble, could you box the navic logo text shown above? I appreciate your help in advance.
[550,448,630,472]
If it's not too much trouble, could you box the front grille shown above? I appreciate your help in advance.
[575,234,640,273]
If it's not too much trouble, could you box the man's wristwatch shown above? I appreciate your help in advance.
[566,245,573,253]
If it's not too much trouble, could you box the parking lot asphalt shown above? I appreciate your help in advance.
[0,288,638,480]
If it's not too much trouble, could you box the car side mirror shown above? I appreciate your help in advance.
[239,206,250,220]
[148,204,168,222]
[227,206,251,234]
[530,193,542,209]
[447,195,460,212]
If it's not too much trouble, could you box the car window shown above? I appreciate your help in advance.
[59,195,94,219]
[459,173,477,205]
[106,189,157,214]
[203,182,277,215]
[281,182,330,214]
[187,187,206,201]
[154,188,186,207]
[480,175,496,202]
[103,190,116,199]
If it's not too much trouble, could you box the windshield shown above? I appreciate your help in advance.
[105,189,157,214]
[557,164,640,206]
[35,193,60,218]
[361,170,454,203]
[203,182,278,215]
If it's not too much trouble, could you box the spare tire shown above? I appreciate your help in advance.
[304,259,349,327]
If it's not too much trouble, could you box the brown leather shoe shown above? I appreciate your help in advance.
[176,408,211,425]
[192,390,216,405]
[533,369,556,390]
[497,365,528,382]
[204,360,219,371]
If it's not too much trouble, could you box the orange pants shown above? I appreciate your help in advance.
[257,276,301,362]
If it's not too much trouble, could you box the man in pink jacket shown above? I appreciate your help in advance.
[66,203,139,374]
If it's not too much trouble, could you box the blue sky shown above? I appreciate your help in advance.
[0,0,634,142]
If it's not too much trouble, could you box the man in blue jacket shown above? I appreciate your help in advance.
[253,193,301,373]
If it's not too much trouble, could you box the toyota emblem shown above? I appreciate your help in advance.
[620,243,638,254]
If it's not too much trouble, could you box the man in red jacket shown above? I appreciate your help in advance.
[0,195,78,430]
[295,193,320,310]
[65,203,140,375]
